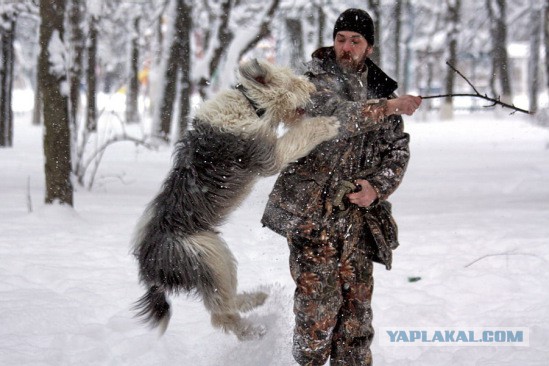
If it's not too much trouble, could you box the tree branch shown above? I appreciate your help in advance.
[464,251,544,268]
[421,61,533,115]
[237,0,281,60]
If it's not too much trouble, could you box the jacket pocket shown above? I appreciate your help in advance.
[363,200,399,270]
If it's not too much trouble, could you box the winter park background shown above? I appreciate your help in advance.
[2,97,549,366]
[2,0,549,365]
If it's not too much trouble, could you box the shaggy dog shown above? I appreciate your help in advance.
[132,59,339,340]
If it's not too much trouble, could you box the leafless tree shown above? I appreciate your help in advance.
[86,14,98,132]
[486,0,513,101]
[527,0,542,114]
[543,0,549,100]
[68,0,85,132]
[0,10,17,147]
[367,0,381,66]
[38,0,73,205]
[441,0,461,119]
[156,0,192,141]
[126,16,141,124]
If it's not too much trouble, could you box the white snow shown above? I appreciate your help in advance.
[1,107,548,365]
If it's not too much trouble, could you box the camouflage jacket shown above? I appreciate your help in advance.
[261,47,410,269]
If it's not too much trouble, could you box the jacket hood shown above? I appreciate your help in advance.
[309,47,398,99]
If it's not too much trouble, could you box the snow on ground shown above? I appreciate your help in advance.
[1,109,548,365]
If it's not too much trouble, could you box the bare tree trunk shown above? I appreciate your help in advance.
[237,0,280,60]
[441,0,461,119]
[38,0,73,206]
[367,0,381,66]
[157,0,190,141]
[543,0,549,98]
[195,0,280,96]
[393,0,402,81]
[528,0,542,114]
[0,12,16,148]
[68,0,84,131]
[401,0,413,94]
[486,0,512,101]
[197,0,233,98]
[316,4,325,50]
[285,18,305,70]
[126,16,140,124]
[32,82,42,126]
[176,1,191,140]
[86,15,98,132]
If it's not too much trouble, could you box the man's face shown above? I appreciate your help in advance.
[334,31,373,72]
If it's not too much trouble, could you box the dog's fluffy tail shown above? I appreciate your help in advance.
[134,285,171,335]
[133,207,238,332]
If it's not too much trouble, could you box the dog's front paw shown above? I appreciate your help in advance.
[306,116,340,142]
[320,116,340,139]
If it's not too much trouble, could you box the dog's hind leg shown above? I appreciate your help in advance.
[194,231,267,341]
[235,291,268,313]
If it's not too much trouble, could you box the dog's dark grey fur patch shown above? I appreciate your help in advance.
[133,120,276,325]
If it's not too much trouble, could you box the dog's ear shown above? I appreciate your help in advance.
[239,59,270,86]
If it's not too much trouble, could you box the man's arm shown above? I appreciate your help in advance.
[307,74,421,139]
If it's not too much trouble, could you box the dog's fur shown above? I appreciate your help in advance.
[132,59,339,340]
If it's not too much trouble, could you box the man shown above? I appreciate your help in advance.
[261,8,421,366]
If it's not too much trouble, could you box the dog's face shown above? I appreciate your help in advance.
[238,60,315,126]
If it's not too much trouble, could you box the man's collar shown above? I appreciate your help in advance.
[309,46,398,98]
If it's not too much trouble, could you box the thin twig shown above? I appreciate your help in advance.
[421,61,533,115]
[81,134,154,175]
[464,252,544,268]
[26,176,33,213]
[446,62,481,95]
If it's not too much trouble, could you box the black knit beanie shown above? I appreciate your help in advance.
[333,8,375,46]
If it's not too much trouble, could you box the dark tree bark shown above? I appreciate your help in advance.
[197,0,233,98]
[126,16,140,124]
[176,1,191,140]
[367,0,381,66]
[237,0,280,60]
[86,15,98,132]
[401,0,413,94]
[0,12,16,148]
[68,0,84,131]
[316,5,325,50]
[157,0,192,140]
[196,0,279,98]
[285,18,305,70]
[528,0,541,114]
[444,0,461,105]
[543,0,549,98]
[486,0,512,100]
[393,0,402,81]
[38,0,73,206]
[32,81,42,126]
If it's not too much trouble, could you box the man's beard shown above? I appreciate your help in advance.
[336,52,365,73]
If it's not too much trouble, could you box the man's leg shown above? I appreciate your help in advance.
[288,235,342,366]
[330,236,375,366]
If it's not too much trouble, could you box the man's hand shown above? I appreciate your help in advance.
[347,179,378,207]
[386,95,422,116]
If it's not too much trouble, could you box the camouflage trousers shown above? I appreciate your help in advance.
[288,230,375,366]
